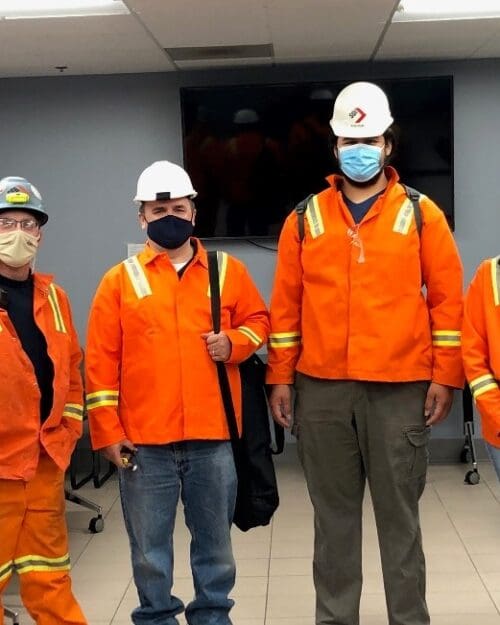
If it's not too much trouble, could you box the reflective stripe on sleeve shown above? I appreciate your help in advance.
[469,374,499,400]
[48,284,67,333]
[62,403,84,421]
[269,331,301,348]
[237,326,262,346]
[123,256,152,299]
[305,195,325,238]
[432,330,461,347]
[14,553,71,575]
[86,390,119,410]
[491,256,500,307]
[0,560,13,582]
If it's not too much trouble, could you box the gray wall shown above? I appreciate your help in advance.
[1,58,499,446]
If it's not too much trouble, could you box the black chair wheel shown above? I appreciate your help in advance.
[464,470,480,485]
[89,515,104,533]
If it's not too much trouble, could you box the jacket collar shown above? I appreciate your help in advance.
[138,238,208,269]
[326,166,400,194]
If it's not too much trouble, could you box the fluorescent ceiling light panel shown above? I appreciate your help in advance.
[0,0,129,19]
[394,0,500,22]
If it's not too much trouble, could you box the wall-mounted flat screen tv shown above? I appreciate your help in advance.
[181,76,453,238]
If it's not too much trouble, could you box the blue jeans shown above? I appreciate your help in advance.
[486,442,500,481]
[119,441,237,625]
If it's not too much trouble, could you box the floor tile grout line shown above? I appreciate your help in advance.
[263,516,274,625]
[109,576,135,624]
[429,479,500,615]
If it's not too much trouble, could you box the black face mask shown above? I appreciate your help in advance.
[147,215,194,250]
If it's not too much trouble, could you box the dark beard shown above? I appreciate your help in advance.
[342,167,385,188]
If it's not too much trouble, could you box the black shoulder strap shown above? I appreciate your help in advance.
[295,193,314,242]
[403,184,422,238]
[208,251,284,454]
[207,251,239,443]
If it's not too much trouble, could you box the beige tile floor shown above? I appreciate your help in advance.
[5,451,500,625]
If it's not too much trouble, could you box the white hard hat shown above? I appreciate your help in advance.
[233,109,259,124]
[330,82,393,138]
[134,161,197,205]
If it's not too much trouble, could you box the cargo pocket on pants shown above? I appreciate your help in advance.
[403,426,431,479]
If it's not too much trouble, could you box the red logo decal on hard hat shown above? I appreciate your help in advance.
[349,108,367,124]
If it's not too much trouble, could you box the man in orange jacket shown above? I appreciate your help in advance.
[85,160,269,625]
[463,257,500,479]
[267,82,463,625]
[0,177,87,625]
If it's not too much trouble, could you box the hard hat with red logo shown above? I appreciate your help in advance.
[134,161,197,205]
[330,82,393,138]
[0,176,48,224]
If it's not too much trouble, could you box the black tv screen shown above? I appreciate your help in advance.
[181,76,453,238]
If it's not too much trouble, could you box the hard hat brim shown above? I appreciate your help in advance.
[0,206,48,225]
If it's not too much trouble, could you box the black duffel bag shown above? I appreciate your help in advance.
[208,251,283,532]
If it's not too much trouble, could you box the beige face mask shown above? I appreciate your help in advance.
[0,230,39,268]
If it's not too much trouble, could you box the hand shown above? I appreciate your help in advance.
[424,383,454,425]
[101,439,137,469]
[202,331,232,362]
[269,384,293,428]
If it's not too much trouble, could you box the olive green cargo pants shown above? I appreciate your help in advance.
[294,374,431,625]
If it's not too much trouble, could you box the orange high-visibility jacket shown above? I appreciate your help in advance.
[0,274,83,481]
[462,257,500,446]
[267,167,464,387]
[85,240,269,450]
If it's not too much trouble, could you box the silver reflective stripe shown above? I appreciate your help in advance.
[123,256,152,299]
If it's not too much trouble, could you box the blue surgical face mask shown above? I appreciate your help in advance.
[338,143,384,183]
[147,214,194,250]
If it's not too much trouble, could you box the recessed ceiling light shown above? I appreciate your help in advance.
[0,0,129,19]
[394,0,500,22]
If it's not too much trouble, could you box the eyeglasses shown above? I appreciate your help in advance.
[0,217,40,232]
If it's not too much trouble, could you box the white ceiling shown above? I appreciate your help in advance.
[1,0,500,77]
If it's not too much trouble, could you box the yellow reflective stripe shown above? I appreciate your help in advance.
[269,332,301,348]
[48,284,67,333]
[393,198,415,235]
[0,322,2,332]
[63,403,84,421]
[86,391,119,411]
[123,255,152,299]
[0,560,13,582]
[14,553,71,574]
[87,400,119,410]
[432,330,461,347]
[491,256,500,307]
[86,390,119,400]
[237,326,262,346]
[470,374,499,400]
[305,195,325,238]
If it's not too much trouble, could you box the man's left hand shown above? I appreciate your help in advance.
[202,331,232,362]
[424,382,454,425]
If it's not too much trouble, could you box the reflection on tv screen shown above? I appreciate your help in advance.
[181,76,453,238]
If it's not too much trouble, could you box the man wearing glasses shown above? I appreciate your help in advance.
[0,176,87,624]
